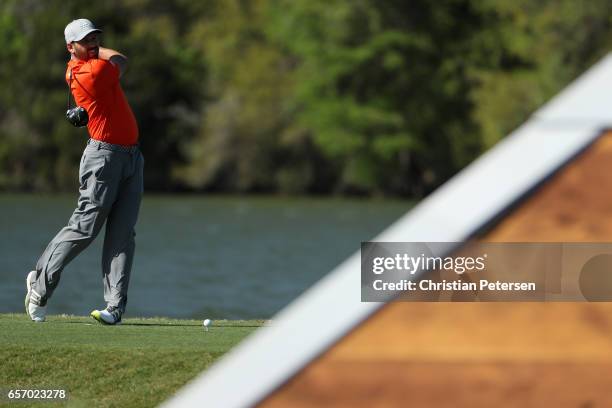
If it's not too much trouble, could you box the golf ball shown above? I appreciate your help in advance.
[203,319,211,327]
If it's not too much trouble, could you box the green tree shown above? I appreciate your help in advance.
[471,0,612,148]
[0,0,206,192]
[175,0,319,193]
[2,0,612,196]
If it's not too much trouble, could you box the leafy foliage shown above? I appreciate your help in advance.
[1,0,611,196]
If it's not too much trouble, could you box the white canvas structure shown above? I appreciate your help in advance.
[161,53,612,408]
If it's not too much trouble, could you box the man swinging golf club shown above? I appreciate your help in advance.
[25,18,144,325]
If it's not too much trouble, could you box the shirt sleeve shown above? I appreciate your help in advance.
[88,59,120,92]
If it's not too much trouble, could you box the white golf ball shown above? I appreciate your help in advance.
[203,319,211,327]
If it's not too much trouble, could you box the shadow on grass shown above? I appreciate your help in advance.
[60,321,262,328]
[122,323,263,328]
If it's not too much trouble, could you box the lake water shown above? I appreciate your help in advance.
[0,194,410,319]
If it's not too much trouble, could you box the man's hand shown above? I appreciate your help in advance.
[98,47,128,78]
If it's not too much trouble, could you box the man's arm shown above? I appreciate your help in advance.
[98,47,128,78]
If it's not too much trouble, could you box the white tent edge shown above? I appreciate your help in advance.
[160,53,612,408]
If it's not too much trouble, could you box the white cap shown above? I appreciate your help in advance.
[64,18,102,44]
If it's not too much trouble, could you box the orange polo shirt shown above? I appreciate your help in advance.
[66,58,138,145]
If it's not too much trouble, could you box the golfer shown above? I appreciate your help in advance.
[25,19,143,324]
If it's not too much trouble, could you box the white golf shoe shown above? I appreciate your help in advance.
[25,270,46,322]
[90,306,122,325]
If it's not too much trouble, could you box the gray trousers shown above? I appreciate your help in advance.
[30,141,144,313]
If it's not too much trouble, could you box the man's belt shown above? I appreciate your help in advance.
[87,138,139,153]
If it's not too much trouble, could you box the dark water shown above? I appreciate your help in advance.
[0,194,410,319]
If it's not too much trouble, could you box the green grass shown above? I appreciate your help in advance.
[0,314,264,407]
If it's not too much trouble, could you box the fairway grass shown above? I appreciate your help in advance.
[0,314,264,407]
